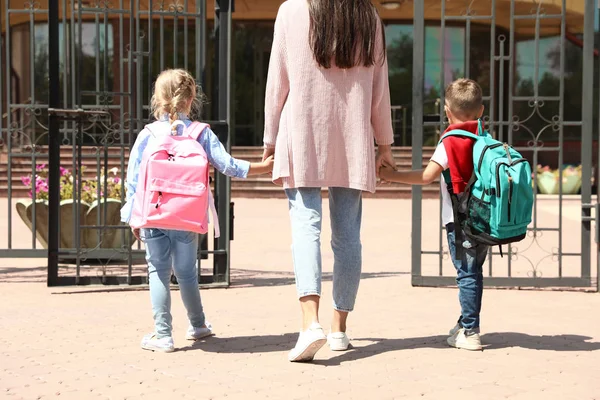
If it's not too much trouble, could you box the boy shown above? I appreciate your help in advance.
[380,78,486,351]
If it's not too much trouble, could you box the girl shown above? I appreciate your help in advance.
[122,69,274,353]
[263,0,395,362]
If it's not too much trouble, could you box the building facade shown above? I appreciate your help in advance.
[0,1,590,159]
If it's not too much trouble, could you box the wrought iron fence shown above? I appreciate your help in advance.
[1,0,233,286]
[411,0,599,290]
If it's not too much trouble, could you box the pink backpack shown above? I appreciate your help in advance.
[129,121,219,237]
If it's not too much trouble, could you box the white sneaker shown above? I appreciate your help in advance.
[449,323,461,336]
[288,323,327,362]
[328,331,350,351]
[141,334,175,353]
[447,328,482,351]
[186,322,214,341]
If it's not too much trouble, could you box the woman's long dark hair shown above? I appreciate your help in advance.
[308,0,386,69]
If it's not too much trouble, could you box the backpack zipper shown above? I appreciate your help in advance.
[495,159,528,196]
[503,143,512,163]
[507,172,513,222]
[477,143,503,171]
[155,191,163,209]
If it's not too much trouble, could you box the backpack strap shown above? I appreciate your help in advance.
[207,190,220,238]
[444,168,477,263]
[477,119,485,136]
[438,129,480,145]
[182,121,218,237]
[185,121,210,141]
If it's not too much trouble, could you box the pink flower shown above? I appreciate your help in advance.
[35,177,48,193]
[36,164,47,171]
[113,177,121,184]
[21,176,32,186]
[60,167,69,176]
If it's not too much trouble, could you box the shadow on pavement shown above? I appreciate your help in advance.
[481,332,600,351]
[179,331,600,363]
[229,269,408,288]
[178,332,298,354]
[316,333,600,365]
[0,266,47,283]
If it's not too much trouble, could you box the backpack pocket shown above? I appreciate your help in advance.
[148,178,206,197]
[144,177,208,232]
[467,196,491,234]
[497,160,532,228]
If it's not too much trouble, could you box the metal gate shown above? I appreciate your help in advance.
[1,0,233,286]
[411,0,599,290]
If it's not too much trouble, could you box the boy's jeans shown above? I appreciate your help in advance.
[446,223,488,331]
[285,187,362,312]
[141,228,206,338]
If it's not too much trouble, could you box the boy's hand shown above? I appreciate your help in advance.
[132,228,141,241]
[379,165,396,183]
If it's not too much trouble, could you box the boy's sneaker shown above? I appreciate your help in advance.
[447,328,482,351]
[288,322,327,362]
[449,323,461,336]
[141,334,175,353]
[185,322,214,341]
[328,331,350,351]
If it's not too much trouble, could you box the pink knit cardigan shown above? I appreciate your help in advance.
[263,0,394,193]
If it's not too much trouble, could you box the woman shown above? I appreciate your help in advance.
[263,0,395,362]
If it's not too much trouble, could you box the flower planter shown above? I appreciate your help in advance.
[536,165,582,195]
[16,164,133,257]
[15,198,132,249]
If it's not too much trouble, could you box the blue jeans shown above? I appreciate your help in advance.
[141,228,206,338]
[285,187,362,312]
[446,223,488,331]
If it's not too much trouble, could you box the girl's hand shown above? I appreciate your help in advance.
[379,165,396,184]
[263,155,274,170]
[248,155,275,176]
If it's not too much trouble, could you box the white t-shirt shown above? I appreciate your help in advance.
[430,143,454,226]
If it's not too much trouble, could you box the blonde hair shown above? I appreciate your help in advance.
[150,69,207,134]
[445,78,483,120]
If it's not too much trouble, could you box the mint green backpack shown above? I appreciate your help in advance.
[439,122,533,254]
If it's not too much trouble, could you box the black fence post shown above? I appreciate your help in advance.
[47,0,60,286]
[213,0,232,284]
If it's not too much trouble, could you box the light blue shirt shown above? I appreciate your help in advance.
[120,115,250,223]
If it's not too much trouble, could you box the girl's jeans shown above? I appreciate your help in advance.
[285,187,363,312]
[141,228,206,338]
[446,223,488,331]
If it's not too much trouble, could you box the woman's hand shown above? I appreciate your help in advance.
[262,147,275,162]
[376,145,396,179]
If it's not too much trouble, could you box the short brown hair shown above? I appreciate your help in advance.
[445,78,483,120]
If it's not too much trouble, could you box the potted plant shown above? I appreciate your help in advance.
[536,164,582,195]
[15,164,134,249]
